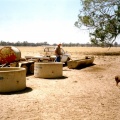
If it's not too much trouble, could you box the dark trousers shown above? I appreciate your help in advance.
[55,56,60,62]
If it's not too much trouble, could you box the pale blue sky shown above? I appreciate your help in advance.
[0,0,90,44]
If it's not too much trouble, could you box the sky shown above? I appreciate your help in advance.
[0,0,93,44]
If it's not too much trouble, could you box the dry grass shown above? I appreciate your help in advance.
[63,47,120,56]
[16,46,120,59]
[1,46,120,56]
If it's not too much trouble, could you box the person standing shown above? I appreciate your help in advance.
[55,44,62,62]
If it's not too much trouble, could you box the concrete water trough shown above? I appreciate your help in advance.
[34,62,63,78]
[0,67,26,93]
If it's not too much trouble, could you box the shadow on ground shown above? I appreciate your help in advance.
[0,87,33,95]
[43,76,68,80]
[75,63,96,70]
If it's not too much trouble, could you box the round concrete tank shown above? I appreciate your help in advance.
[0,67,26,93]
[34,62,63,78]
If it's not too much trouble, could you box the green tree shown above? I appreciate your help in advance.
[75,0,120,46]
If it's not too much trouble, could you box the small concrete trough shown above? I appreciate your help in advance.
[34,62,63,78]
[0,67,26,93]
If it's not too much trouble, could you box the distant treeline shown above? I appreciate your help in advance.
[0,40,120,47]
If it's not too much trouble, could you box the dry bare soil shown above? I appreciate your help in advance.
[1,46,120,120]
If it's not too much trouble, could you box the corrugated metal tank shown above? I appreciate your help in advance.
[0,46,21,64]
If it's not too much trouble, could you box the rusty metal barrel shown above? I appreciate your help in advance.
[0,46,21,64]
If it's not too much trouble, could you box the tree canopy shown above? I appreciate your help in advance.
[75,0,120,46]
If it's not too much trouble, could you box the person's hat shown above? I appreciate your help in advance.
[58,43,61,46]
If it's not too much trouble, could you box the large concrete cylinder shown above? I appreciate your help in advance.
[0,46,21,64]
[34,62,63,78]
[0,67,26,93]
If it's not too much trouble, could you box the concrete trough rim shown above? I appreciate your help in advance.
[35,62,64,65]
[0,67,26,72]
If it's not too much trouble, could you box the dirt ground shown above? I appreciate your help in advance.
[0,47,120,120]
